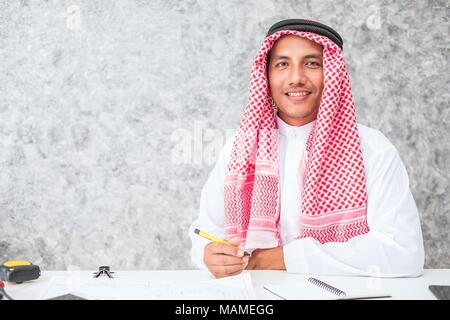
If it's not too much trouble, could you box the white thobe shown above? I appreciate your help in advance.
[189,115,425,277]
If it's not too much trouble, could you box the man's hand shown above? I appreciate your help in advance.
[203,237,249,278]
[246,247,286,270]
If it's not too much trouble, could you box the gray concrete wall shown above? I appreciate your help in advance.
[0,0,448,270]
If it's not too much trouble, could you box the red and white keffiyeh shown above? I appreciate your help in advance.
[224,30,369,249]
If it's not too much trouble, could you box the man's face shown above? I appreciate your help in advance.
[268,35,324,126]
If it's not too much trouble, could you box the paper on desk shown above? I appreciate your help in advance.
[153,272,258,300]
[40,276,148,300]
[138,272,257,300]
[43,272,257,300]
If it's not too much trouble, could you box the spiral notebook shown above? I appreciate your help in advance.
[264,277,391,300]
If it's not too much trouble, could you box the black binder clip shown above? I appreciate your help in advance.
[93,266,114,278]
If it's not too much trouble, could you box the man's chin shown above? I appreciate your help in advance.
[277,109,317,125]
[278,109,311,120]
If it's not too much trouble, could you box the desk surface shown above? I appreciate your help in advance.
[4,269,450,300]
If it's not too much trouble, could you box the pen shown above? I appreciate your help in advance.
[194,228,251,256]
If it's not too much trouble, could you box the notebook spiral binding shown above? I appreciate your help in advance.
[308,277,347,297]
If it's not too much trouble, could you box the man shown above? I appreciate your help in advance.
[189,19,424,278]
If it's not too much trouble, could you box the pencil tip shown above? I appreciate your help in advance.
[194,228,200,234]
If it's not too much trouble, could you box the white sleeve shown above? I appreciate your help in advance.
[188,139,232,270]
[283,144,425,277]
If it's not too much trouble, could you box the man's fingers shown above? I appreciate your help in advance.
[209,254,243,266]
[211,263,245,278]
[209,242,244,257]
[204,241,249,278]
[227,237,241,245]
[243,256,249,269]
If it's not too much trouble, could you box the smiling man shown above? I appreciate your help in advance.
[269,35,324,126]
[189,19,424,278]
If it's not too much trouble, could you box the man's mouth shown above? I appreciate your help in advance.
[286,91,311,97]
[285,90,312,101]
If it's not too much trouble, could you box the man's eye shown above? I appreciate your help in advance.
[275,62,287,68]
[306,61,322,67]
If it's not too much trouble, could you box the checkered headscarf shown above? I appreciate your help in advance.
[224,30,369,249]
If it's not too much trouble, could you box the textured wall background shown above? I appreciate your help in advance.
[0,0,448,270]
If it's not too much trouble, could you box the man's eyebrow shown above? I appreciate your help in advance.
[304,54,323,59]
[271,55,290,61]
[271,54,323,60]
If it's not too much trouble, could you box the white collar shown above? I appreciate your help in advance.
[276,113,316,139]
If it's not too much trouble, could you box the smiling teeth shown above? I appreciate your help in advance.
[287,92,309,96]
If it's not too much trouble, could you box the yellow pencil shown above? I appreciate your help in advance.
[194,228,250,256]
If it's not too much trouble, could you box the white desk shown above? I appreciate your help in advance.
[4,269,449,300]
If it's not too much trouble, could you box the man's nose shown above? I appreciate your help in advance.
[288,65,307,86]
